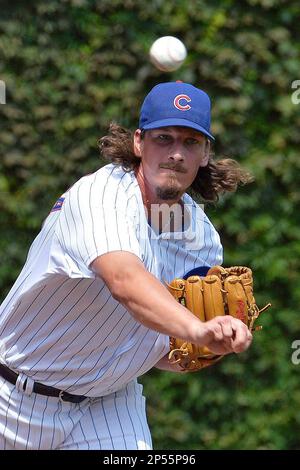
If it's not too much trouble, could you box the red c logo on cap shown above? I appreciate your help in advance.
[174,94,191,111]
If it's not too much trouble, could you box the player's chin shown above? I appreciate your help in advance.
[155,183,182,201]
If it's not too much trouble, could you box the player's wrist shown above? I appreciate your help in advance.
[190,319,210,346]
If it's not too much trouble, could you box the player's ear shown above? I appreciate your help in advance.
[133,129,143,158]
[200,138,210,167]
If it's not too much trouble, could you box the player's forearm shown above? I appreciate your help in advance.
[113,267,202,340]
[91,253,205,343]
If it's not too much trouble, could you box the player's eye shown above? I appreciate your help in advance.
[186,138,200,145]
[156,134,172,142]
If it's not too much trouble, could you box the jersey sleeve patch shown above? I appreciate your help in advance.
[51,197,65,212]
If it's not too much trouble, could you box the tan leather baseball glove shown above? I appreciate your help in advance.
[166,266,271,371]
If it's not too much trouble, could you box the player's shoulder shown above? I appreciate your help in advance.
[65,163,136,196]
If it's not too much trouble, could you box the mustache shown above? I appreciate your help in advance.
[159,163,188,173]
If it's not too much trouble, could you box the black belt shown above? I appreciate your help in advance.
[0,363,87,404]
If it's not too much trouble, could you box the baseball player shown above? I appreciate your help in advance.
[0,82,253,450]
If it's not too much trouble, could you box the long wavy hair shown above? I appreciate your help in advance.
[98,122,253,202]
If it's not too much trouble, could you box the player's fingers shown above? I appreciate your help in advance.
[223,337,236,353]
[231,324,253,353]
[206,321,223,342]
[220,319,234,338]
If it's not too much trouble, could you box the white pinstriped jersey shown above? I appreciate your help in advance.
[0,164,223,397]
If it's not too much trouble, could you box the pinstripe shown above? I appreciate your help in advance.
[100,166,116,255]
[78,419,90,449]
[113,395,127,449]
[76,180,92,262]
[140,392,152,447]
[204,220,214,264]
[182,250,190,277]
[101,399,114,449]
[50,400,61,449]
[67,190,86,265]
[124,181,135,211]
[13,391,25,448]
[67,406,75,429]
[114,172,127,251]
[38,396,50,450]
[57,404,68,443]
[57,216,81,272]
[88,172,99,258]
[134,393,146,447]
[75,409,90,449]
[159,239,164,279]
[1,385,14,449]
[25,392,38,449]
[125,389,138,449]
[88,405,102,449]
[59,199,80,267]
[65,427,77,449]
[173,243,180,275]
[116,175,136,252]
[0,380,7,449]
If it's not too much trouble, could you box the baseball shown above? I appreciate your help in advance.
[149,36,187,72]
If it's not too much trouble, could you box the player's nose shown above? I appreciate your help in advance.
[168,147,185,162]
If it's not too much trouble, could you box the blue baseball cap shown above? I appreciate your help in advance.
[139,82,215,141]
